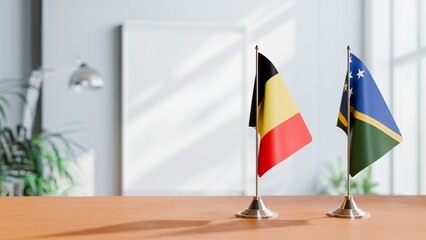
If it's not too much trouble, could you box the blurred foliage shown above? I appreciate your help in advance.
[0,78,82,196]
[318,156,378,195]
[0,126,83,196]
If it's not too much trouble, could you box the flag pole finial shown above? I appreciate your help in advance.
[347,45,351,51]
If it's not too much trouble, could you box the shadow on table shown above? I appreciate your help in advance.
[37,217,315,238]
[37,220,210,238]
[154,218,311,238]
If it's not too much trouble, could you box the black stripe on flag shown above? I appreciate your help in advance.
[249,53,279,127]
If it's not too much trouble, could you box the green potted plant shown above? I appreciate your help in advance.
[0,78,81,196]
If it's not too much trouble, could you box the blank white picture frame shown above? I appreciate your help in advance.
[121,21,247,195]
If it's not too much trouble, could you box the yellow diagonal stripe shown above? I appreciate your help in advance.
[339,108,402,142]
[258,74,299,138]
[352,109,402,142]
[338,112,348,127]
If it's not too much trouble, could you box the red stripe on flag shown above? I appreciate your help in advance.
[258,113,312,177]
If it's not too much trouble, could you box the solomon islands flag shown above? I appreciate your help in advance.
[337,53,402,177]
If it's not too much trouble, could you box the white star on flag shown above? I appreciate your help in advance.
[356,69,365,79]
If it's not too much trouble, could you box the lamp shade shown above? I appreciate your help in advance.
[69,63,104,90]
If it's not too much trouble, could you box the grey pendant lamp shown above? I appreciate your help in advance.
[69,63,104,90]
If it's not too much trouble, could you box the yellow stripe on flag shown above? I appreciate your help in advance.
[338,112,348,127]
[352,109,403,142]
[338,108,402,142]
[258,74,299,138]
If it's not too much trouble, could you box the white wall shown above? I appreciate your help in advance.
[42,0,363,195]
[365,0,426,195]
[0,0,32,127]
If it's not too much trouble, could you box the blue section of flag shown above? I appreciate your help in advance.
[339,53,401,136]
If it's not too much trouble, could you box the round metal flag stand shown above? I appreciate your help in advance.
[236,196,277,219]
[327,195,369,219]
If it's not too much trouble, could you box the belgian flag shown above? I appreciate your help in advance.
[337,53,402,176]
[249,53,312,177]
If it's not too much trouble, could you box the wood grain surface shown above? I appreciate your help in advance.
[0,196,425,239]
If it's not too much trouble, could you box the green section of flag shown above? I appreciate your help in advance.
[350,118,400,176]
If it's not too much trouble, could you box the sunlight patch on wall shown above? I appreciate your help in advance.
[122,23,245,195]
[393,61,418,195]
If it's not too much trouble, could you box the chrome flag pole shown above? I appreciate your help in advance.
[236,45,277,219]
[327,46,369,219]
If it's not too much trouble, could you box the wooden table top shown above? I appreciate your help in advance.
[1,195,425,239]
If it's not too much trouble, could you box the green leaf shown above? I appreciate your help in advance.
[0,96,11,108]
[24,173,38,195]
